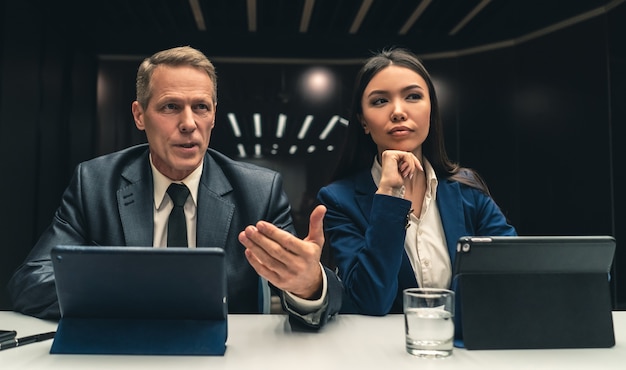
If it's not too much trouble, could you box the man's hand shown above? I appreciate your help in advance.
[238,205,327,300]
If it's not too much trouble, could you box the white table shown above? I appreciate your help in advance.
[1,311,624,370]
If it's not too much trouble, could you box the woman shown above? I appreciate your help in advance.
[317,47,517,315]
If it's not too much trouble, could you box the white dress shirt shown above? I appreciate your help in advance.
[371,157,452,289]
[149,155,327,315]
[151,156,203,248]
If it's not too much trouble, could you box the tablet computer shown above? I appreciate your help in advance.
[452,235,616,350]
[50,245,228,355]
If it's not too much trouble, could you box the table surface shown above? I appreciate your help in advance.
[1,310,624,370]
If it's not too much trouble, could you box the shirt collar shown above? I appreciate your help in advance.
[424,158,438,198]
[151,155,202,210]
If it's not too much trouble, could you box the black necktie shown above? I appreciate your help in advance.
[167,183,190,247]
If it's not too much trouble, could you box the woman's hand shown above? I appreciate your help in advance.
[376,150,424,196]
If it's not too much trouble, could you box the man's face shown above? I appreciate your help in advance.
[132,65,216,181]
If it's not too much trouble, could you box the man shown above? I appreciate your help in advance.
[7,46,341,329]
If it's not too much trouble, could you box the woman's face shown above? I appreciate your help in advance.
[360,65,431,158]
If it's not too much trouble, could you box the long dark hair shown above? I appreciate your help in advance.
[329,47,490,195]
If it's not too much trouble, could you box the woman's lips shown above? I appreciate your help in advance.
[389,126,412,135]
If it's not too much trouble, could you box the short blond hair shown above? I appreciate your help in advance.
[135,46,217,108]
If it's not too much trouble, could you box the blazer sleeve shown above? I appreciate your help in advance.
[7,163,91,319]
[461,184,517,237]
[265,174,342,329]
[318,184,412,316]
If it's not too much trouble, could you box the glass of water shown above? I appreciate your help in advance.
[403,287,455,358]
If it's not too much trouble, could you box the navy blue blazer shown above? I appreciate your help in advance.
[9,144,341,328]
[317,168,517,315]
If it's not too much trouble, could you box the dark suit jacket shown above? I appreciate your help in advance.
[317,168,517,315]
[8,144,341,328]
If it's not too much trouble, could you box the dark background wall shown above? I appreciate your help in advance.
[1,1,625,310]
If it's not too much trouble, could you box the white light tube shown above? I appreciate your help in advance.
[319,115,339,140]
[297,115,314,139]
[254,113,262,138]
[228,113,242,137]
[276,114,287,138]
[237,143,246,158]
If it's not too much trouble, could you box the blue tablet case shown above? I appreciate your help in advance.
[452,235,616,350]
[49,246,228,355]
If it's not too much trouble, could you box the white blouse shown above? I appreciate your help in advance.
[371,157,452,288]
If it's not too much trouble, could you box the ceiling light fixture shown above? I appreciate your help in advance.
[227,113,242,137]
[237,143,247,158]
[188,0,207,31]
[289,145,298,155]
[300,67,336,103]
[254,144,262,157]
[297,115,314,139]
[398,0,432,35]
[253,113,262,138]
[349,0,374,34]
[449,0,492,36]
[300,0,316,33]
[319,115,339,140]
[247,0,257,32]
[276,113,287,138]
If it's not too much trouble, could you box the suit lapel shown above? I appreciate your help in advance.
[354,169,418,293]
[118,150,154,246]
[196,154,235,249]
[115,150,235,248]
[354,170,376,219]
[354,170,467,286]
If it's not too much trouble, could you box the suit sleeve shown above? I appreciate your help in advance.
[265,173,342,329]
[7,164,89,320]
[318,185,411,316]
[464,186,517,237]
